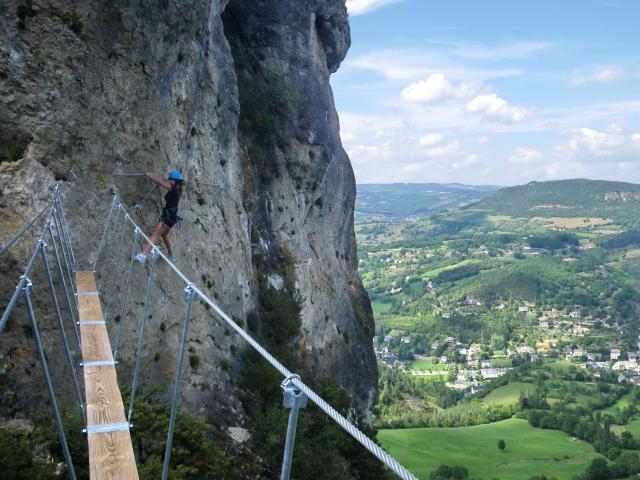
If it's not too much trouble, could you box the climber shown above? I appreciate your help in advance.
[135,170,183,263]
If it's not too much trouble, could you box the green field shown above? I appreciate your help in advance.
[622,419,640,437]
[408,359,448,371]
[482,382,534,406]
[546,360,574,373]
[419,259,480,279]
[490,357,513,368]
[372,302,392,316]
[378,419,603,479]
[599,393,634,415]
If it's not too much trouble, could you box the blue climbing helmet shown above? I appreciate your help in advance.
[168,170,183,181]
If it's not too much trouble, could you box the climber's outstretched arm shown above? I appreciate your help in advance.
[144,172,172,191]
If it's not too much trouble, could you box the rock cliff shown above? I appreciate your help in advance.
[0,0,377,454]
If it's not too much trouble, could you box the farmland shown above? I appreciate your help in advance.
[378,419,603,480]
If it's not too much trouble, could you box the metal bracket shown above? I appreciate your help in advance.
[21,276,33,294]
[185,283,197,300]
[281,374,308,410]
[83,422,130,435]
[80,360,118,367]
[150,246,160,259]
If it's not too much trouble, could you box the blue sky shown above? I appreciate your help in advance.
[331,0,640,185]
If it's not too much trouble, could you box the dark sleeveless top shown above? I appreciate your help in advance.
[164,185,181,210]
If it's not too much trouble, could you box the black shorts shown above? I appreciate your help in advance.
[161,208,178,228]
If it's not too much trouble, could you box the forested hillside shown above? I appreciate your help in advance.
[469,179,640,227]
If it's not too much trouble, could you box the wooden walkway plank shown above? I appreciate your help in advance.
[77,271,139,480]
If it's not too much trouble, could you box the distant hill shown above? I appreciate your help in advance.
[468,179,640,226]
[355,183,498,223]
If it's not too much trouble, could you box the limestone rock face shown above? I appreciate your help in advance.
[0,0,376,437]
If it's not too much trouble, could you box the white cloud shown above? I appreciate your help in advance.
[345,49,523,82]
[570,67,626,86]
[542,160,588,179]
[566,127,626,156]
[554,124,640,164]
[510,147,544,165]
[401,73,478,104]
[466,94,529,124]
[418,133,444,147]
[346,0,403,16]
[455,41,552,60]
[453,154,481,170]
[421,140,462,158]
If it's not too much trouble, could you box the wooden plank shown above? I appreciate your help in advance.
[80,323,114,362]
[88,431,139,480]
[84,366,127,426]
[77,271,139,480]
[77,271,98,291]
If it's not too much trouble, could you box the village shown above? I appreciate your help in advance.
[373,299,640,394]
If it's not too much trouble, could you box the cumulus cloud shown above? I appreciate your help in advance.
[510,147,544,165]
[570,67,626,86]
[466,94,529,124]
[567,128,626,156]
[401,73,478,104]
[555,124,640,163]
[343,124,485,183]
[346,0,403,16]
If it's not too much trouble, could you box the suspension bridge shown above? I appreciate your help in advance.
[0,184,418,480]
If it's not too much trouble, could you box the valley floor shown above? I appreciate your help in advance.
[378,418,603,480]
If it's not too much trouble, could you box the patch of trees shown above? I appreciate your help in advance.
[601,229,640,249]
[528,232,579,250]
[577,454,640,480]
[518,388,550,410]
[526,405,640,459]
[435,264,481,283]
[476,269,547,301]
[376,401,515,429]
[430,465,469,480]
[359,224,387,236]
[612,286,640,319]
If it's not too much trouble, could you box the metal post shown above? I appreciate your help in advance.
[0,204,50,257]
[0,277,27,332]
[114,227,140,358]
[93,195,118,271]
[128,247,159,422]
[55,190,77,269]
[53,209,77,306]
[41,242,85,421]
[280,374,308,480]
[22,275,77,480]
[48,223,81,348]
[52,192,75,276]
[1,221,51,332]
[162,284,196,480]
[103,211,128,322]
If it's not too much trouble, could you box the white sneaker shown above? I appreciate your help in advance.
[135,253,147,263]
